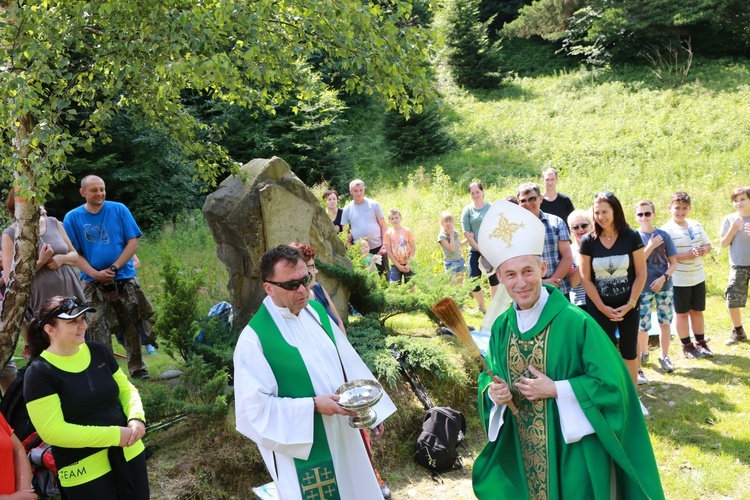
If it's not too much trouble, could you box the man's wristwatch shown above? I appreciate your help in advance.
[109,265,118,273]
[663,274,670,282]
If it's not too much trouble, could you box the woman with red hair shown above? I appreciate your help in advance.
[289,243,346,333]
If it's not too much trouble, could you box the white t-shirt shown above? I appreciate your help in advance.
[341,198,384,248]
[661,219,711,287]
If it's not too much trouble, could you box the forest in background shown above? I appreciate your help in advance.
[18,0,750,231]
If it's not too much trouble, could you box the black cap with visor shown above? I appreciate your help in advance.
[40,297,96,328]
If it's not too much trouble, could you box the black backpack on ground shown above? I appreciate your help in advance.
[414,406,466,475]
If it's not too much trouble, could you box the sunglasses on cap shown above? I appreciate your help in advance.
[40,297,96,327]
[636,211,652,218]
[265,273,313,291]
[518,195,538,204]
[571,223,590,231]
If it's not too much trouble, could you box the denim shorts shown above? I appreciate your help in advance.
[0,356,16,377]
[389,265,414,284]
[444,258,466,274]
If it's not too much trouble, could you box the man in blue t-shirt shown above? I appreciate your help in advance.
[63,175,150,379]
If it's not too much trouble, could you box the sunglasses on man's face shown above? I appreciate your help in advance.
[265,273,313,291]
[518,195,538,204]
[571,223,590,231]
[636,212,652,218]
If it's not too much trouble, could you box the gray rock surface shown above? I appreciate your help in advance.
[202,157,351,329]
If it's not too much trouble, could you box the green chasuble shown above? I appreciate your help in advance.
[472,285,664,500]
[251,300,342,500]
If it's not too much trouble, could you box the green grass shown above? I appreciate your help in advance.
[136,210,230,317]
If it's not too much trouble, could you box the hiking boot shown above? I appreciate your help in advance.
[637,369,649,385]
[695,340,713,357]
[726,326,748,345]
[132,369,150,380]
[682,342,705,359]
[658,356,675,373]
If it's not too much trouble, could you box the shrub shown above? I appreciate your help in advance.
[383,101,456,163]
[173,356,230,421]
[152,256,205,362]
[137,380,185,423]
[446,0,504,89]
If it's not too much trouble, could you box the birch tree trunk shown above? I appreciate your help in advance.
[0,112,39,371]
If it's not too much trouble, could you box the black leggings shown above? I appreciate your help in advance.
[586,303,640,360]
[60,452,149,500]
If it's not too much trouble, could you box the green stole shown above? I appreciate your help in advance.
[250,300,342,500]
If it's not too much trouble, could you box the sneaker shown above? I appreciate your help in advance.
[658,356,674,373]
[640,399,649,416]
[682,342,704,359]
[374,470,391,500]
[637,369,649,385]
[695,340,713,357]
[145,344,157,355]
[726,327,748,345]
[381,484,391,500]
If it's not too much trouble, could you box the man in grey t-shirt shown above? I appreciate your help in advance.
[341,179,389,275]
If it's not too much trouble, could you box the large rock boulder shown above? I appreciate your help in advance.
[202,157,351,329]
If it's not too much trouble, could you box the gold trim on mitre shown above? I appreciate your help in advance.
[477,200,545,269]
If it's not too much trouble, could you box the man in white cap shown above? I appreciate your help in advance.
[471,200,663,499]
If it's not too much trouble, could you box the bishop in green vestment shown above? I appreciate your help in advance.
[472,200,664,500]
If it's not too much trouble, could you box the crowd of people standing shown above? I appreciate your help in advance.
[327,173,750,416]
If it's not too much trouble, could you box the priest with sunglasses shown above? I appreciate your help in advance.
[234,245,396,500]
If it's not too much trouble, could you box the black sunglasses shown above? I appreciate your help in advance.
[571,223,590,230]
[40,297,84,327]
[518,195,539,204]
[636,212,653,218]
[265,273,313,291]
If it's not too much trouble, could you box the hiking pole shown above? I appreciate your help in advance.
[389,345,433,410]
[431,297,518,416]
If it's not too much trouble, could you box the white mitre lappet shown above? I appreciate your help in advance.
[477,200,545,269]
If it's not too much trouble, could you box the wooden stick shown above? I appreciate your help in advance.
[432,297,519,416]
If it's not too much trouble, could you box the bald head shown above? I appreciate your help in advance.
[79,175,106,211]
[81,175,104,189]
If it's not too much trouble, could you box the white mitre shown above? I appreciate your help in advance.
[477,200,545,269]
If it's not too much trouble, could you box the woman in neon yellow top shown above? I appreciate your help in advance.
[23,296,149,499]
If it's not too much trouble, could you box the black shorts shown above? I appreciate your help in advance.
[468,250,499,292]
[673,281,706,314]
